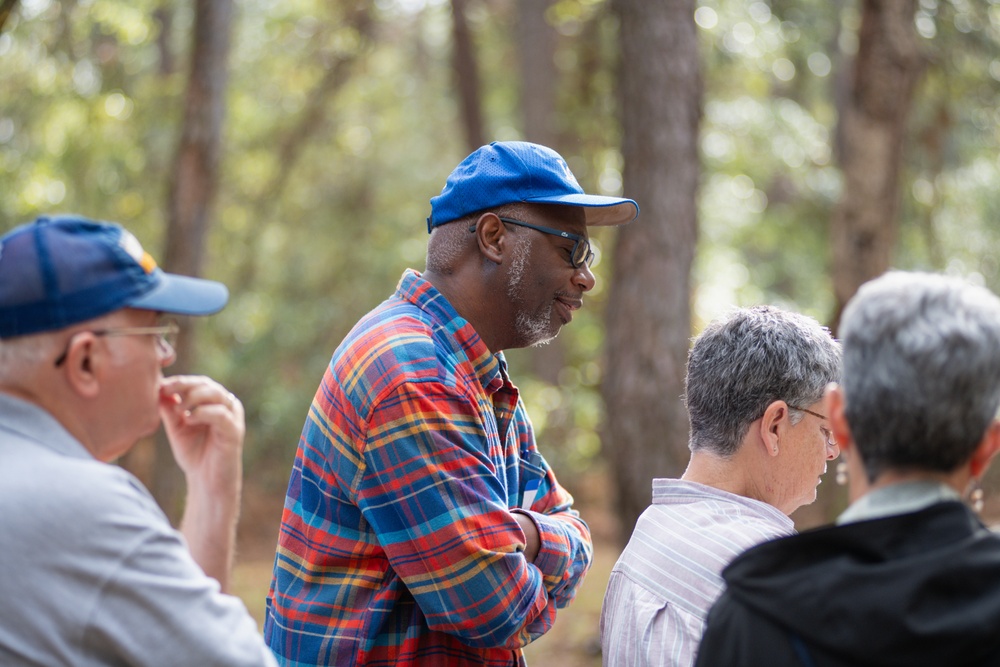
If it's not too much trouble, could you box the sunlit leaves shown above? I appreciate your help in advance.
[694,0,844,325]
[6,0,1000,480]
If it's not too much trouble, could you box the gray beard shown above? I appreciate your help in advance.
[517,308,557,347]
[506,239,558,347]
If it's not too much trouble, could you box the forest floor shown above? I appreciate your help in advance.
[232,466,620,667]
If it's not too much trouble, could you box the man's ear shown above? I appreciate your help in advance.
[472,212,507,265]
[61,333,101,399]
[759,400,788,457]
[970,419,1000,479]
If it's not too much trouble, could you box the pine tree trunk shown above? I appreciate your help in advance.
[150,0,234,522]
[830,0,923,332]
[451,0,485,152]
[515,0,567,387]
[604,0,701,543]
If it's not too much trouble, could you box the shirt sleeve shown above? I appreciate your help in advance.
[510,442,592,608]
[601,571,701,667]
[84,480,278,667]
[352,380,570,649]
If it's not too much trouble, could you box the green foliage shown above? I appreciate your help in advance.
[5,0,1000,487]
[0,0,174,240]
[897,0,1000,286]
[692,0,845,328]
[693,0,1000,329]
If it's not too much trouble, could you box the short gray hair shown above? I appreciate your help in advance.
[0,332,59,382]
[425,204,529,274]
[840,271,1000,481]
[686,305,841,456]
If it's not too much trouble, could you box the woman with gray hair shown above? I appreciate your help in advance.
[696,271,1000,667]
[602,305,842,667]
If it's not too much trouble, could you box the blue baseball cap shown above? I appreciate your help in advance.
[427,141,639,232]
[0,215,229,338]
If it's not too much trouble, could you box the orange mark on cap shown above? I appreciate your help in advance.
[139,252,158,274]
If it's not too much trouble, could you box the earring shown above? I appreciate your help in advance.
[969,480,985,513]
[835,461,848,486]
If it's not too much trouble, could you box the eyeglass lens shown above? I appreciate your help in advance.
[573,242,594,268]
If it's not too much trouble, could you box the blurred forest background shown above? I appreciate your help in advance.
[4,0,1000,663]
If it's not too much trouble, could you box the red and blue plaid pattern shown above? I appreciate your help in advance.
[264,270,593,666]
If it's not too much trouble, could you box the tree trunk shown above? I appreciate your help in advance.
[515,0,565,386]
[829,0,923,332]
[604,0,701,544]
[915,102,950,269]
[150,0,235,522]
[0,0,19,34]
[518,0,556,147]
[450,0,485,151]
[153,3,175,77]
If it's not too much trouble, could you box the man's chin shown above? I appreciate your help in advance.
[530,333,558,348]
[514,311,561,348]
[529,322,563,347]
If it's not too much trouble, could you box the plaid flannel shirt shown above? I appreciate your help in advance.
[264,270,593,666]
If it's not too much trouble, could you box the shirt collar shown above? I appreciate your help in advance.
[837,480,962,525]
[395,269,506,394]
[0,392,95,461]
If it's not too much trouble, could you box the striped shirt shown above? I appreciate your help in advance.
[264,269,593,667]
[600,479,793,667]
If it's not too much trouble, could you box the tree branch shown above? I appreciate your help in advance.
[0,0,20,34]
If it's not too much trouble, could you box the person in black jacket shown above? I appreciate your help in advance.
[695,271,1000,667]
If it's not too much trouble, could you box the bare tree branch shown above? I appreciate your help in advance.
[230,4,374,291]
[258,5,373,205]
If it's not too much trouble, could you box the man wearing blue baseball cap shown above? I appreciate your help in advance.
[0,215,277,666]
[265,141,639,666]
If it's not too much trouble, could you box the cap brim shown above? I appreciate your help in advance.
[525,193,639,226]
[127,272,229,316]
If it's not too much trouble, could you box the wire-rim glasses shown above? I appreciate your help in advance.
[54,321,180,367]
[791,405,837,447]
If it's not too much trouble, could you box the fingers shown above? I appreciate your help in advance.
[160,375,243,419]
[158,376,245,442]
[159,376,245,495]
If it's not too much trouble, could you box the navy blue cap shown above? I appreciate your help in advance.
[427,141,639,232]
[0,215,229,338]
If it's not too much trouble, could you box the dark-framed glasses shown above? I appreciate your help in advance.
[792,406,837,447]
[54,321,180,367]
[470,217,595,269]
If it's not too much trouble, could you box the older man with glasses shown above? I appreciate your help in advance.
[0,215,277,667]
[265,141,639,667]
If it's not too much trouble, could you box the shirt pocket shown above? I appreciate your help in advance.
[517,452,547,511]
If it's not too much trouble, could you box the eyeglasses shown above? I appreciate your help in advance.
[54,321,180,367]
[470,217,595,269]
[792,406,837,448]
